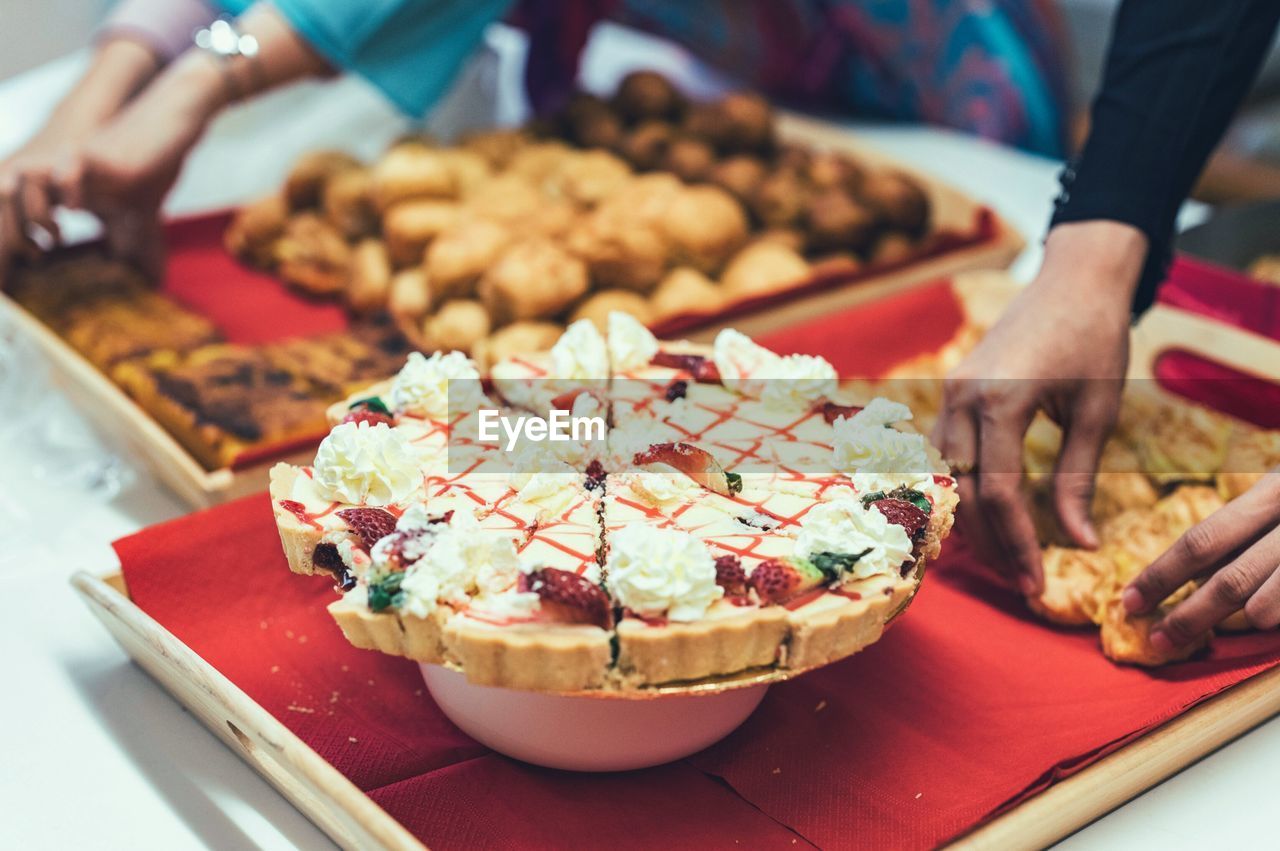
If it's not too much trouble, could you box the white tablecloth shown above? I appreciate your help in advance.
[0,25,1274,851]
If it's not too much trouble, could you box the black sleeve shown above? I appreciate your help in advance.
[1050,0,1280,315]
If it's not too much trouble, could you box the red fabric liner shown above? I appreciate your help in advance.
[115,498,1280,851]
[161,213,349,345]
[1153,255,1280,430]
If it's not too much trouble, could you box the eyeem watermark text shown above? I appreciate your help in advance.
[477,409,606,452]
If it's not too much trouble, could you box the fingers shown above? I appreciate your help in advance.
[974,386,1042,594]
[938,404,1006,571]
[1149,525,1280,654]
[1053,390,1119,549]
[1243,566,1280,630]
[20,171,60,248]
[0,169,30,270]
[1124,479,1280,615]
[104,206,167,280]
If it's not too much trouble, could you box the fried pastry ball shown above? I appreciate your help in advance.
[805,188,879,253]
[614,70,684,122]
[806,151,866,195]
[322,167,378,240]
[719,240,810,300]
[563,93,625,150]
[479,238,589,323]
[424,218,510,300]
[1217,428,1280,499]
[284,150,361,210]
[388,267,431,321]
[506,141,576,184]
[755,228,808,253]
[708,155,767,203]
[347,238,393,314]
[1098,594,1207,666]
[383,200,460,267]
[424,299,491,352]
[459,127,530,169]
[274,213,351,296]
[225,194,288,268]
[661,185,749,273]
[663,137,716,182]
[473,321,564,371]
[567,215,669,293]
[859,171,930,235]
[570,289,653,332]
[461,174,543,224]
[1031,546,1109,626]
[750,168,808,228]
[546,150,633,207]
[716,92,775,151]
[649,266,725,322]
[620,120,675,171]
[371,143,456,211]
[808,252,863,279]
[439,149,492,196]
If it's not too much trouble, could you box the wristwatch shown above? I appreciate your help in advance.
[193,17,262,101]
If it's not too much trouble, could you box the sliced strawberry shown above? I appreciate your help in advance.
[524,567,613,629]
[311,543,355,591]
[632,442,741,496]
[551,388,587,411]
[871,498,929,539]
[337,507,398,550]
[714,555,749,598]
[748,557,825,604]
[665,379,688,402]
[342,409,394,428]
[650,351,721,383]
[821,401,864,424]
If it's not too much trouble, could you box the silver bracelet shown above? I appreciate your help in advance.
[193,17,262,102]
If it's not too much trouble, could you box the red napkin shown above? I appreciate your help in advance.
[116,498,1280,850]
[162,214,349,344]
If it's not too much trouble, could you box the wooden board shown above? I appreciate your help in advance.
[2,115,1021,510]
[72,568,1280,851]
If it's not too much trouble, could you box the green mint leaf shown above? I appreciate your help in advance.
[367,571,405,612]
[349,396,391,416]
[860,490,887,506]
[809,548,873,582]
[725,471,743,495]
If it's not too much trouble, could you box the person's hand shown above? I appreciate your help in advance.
[0,38,159,276]
[933,222,1146,594]
[1123,470,1280,652]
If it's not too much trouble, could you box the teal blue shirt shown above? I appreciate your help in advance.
[218,0,512,116]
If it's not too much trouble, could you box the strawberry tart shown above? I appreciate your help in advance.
[270,313,956,692]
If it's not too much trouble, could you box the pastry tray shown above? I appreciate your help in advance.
[72,567,1280,850]
[0,114,1022,511]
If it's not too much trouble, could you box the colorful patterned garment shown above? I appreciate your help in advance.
[525,0,1072,157]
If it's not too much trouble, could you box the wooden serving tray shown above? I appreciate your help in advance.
[0,115,1021,510]
[72,568,1280,851]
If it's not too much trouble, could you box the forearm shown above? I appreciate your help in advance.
[1051,0,1280,313]
[38,37,161,140]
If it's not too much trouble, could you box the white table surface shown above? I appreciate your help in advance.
[0,25,1275,851]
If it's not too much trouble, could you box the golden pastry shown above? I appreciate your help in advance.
[1031,546,1109,626]
[505,141,576,184]
[439,149,491,196]
[458,127,530,169]
[423,298,491,353]
[1247,254,1280,285]
[371,142,456,211]
[460,173,543,224]
[546,150,632,207]
[562,93,625,149]
[284,150,361,210]
[570,289,653,332]
[423,218,510,301]
[388,267,431,321]
[275,213,352,296]
[322,167,378,240]
[870,232,916,266]
[649,266,725,322]
[661,185,749,273]
[224,194,288,269]
[663,137,715,182]
[382,199,460,267]
[347,239,393,314]
[566,211,669,293]
[708,155,767,204]
[1218,429,1280,499]
[478,238,589,323]
[806,151,866,196]
[471,320,563,371]
[716,92,775,151]
[720,239,810,299]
